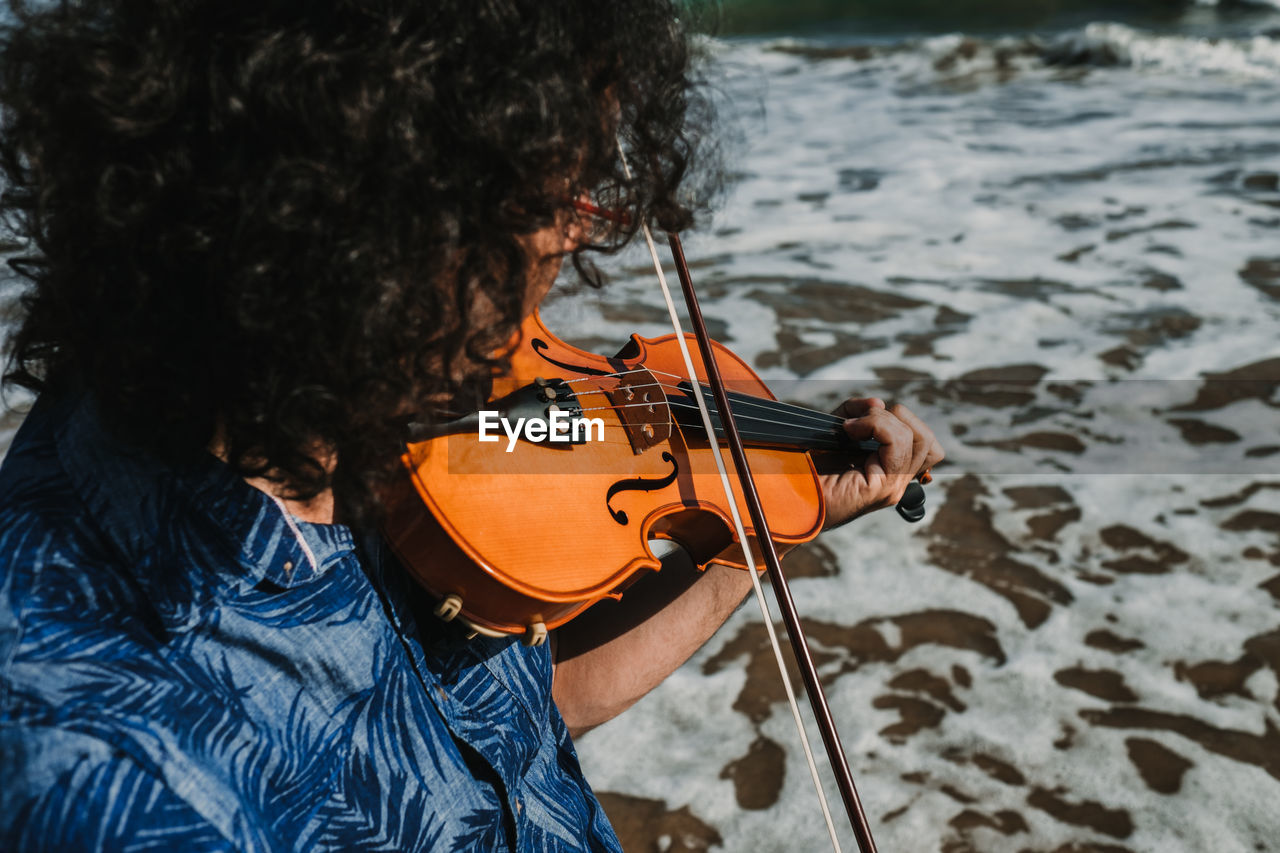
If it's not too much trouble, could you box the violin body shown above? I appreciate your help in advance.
[382,310,826,643]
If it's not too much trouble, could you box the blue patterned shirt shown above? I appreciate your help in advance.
[0,389,621,851]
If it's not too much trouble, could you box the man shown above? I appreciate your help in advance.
[0,1,942,849]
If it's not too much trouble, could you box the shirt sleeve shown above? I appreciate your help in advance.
[2,725,234,852]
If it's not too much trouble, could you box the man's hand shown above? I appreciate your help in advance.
[816,397,944,530]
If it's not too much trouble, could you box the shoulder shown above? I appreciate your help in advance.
[0,724,234,852]
[0,390,108,564]
[0,393,139,655]
[0,392,189,755]
[1,393,124,669]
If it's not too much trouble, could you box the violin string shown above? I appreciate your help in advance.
[621,146,844,853]
[561,369,647,385]
[645,366,850,419]
[555,409,846,456]
[564,371,848,429]
[554,374,869,452]
[573,390,852,446]
[572,399,847,447]
[659,384,847,430]
[568,382,846,439]
[570,376,848,430]
[560,369,847,425]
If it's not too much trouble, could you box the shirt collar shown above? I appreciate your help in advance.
[54,391,355,594]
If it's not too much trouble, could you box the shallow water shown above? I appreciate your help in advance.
[548,20,1280,853]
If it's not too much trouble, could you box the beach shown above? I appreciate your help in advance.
[544,9,1280,852]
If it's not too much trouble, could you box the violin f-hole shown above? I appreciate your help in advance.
[531,337,613,377]
[604,452,679,525]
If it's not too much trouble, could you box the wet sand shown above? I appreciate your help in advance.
[564,24,1280,852]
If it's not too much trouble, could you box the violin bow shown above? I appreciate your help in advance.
[619,155,878,853]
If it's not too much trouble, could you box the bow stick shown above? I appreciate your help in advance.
[670,231,882,852]
[660,230,879,853]
[617,150,879,849]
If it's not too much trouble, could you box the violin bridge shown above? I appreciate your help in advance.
[603,367,672,455]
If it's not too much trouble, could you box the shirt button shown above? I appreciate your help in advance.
[515,798,523,814]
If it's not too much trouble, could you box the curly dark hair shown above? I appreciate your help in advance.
[0,0,714,523]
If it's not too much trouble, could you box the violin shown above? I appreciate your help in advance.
[382,308,863,646]
[383,226,915,853]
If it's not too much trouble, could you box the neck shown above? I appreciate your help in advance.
[249,480,337,525]
[209,428,339,525]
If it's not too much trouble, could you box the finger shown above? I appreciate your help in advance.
[834,397,885,420]
[926,429,945,462]
[842,410,913,473]
[862,451,897,502]
[844,417,917,506]
[925,440,945,470]
[887,404,929,478]
[863,451,885,481]
[888,402,945,476]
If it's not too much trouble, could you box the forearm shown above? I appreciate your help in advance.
[550,549,754,737]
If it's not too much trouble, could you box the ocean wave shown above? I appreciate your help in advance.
[1050,21,1280,76]
[764,22,1280,84]
[1196,0,1280,8]
[712,0,1280,37]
